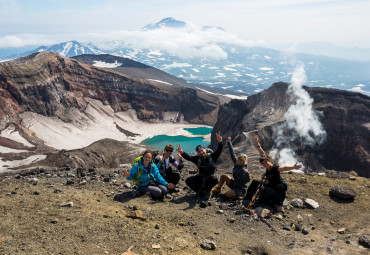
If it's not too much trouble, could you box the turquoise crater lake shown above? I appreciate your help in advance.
[141,127,212,153]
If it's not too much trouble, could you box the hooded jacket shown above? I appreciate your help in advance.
[228,140,250,188]
[127,157,168,188]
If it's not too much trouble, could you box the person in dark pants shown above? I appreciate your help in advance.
[122,150,175,200]
[212,136,250,199]
[176,132,223,208]
[244,135,302,212]
[154,144,183,193]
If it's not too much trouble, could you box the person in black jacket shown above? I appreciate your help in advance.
[244,135,302,212]
[154,144,183,193]
[176,132,223,207]
[212,136,250,199]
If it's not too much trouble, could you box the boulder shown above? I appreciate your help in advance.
[359,235,370,248]
[329,186,356,200]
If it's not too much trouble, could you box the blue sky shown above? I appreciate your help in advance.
[0,0,369,50]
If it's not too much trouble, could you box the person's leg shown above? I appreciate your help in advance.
[271,184,287,206]
[259,185,275,205]
[147,185,163,199]
[212,175,232,194]
[224,189,237,199]
[156,184,168,196]
[203,175,218,199]
[165,171,180,186]
[185,174,203,194]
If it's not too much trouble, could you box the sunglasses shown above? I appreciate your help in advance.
[165,149,173,152]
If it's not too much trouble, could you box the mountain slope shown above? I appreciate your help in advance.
[212,82,370,177]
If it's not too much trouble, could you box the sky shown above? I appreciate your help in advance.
[0,0,369,55]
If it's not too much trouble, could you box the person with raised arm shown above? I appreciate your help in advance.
[176,132,223,208]
[122,150,175,200]
[211,136,250,199]
[244,135,302,212]
[154,144,183,193]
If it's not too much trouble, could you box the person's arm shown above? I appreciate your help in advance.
[227,137,237,164]
[211,132,223,161]
[278,163,303,173]
[170,156,183,170]
[176,144,198,164]
[122,164,138,181]
[152,163,168,186]
[154,155,162,169]
[254,135,266,156]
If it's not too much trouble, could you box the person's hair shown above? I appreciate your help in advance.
[237,154,248,164]
[142,150,153,159]
[164,144,174,151]
[259,154,271,163]
[195,145,204,152]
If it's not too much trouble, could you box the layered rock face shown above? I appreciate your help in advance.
[0,51,221,130]
[212,82,370,177]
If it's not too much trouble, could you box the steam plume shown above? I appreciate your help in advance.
[271,65,326,170]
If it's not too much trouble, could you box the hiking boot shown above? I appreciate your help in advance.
[275,205,284,213]
[199,201,208,208]
[164,193,172,199]
[212,186,222,194]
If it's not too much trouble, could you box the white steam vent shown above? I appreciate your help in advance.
[271,65,327,172]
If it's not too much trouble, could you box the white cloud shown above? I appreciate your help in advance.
[0,23,261,59]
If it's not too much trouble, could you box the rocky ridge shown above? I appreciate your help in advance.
[212,82,370,177]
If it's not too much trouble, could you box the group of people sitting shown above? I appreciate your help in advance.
[122,132,302,211]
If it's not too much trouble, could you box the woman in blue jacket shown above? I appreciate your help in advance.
[122,150,175,199]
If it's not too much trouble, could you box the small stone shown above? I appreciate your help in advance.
[337,228,345,234]
[29,177,39,185]
[50,219,58,224]
[217,210,224,214]
[291,198,304,208]
[34,191,39,195]
[304,198,319,209]
[297,215,303,221]
[349,176,356,181]
[124,182,133,189]
[155,224,160,229]
[201,239,216,250]
[65,179,74,185]
[282,225,291,231]
[229,218,235,223]
[59,202,74,207]
[151,244,160,249]
[302,229,309,235]
[246,249,253,254]
[54,188,62,193]
[295,224,302,231]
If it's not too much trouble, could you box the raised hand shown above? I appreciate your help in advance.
[254,134,260,145]
[122,169,130,177]
[216,132,222,143]
[176,144,183,155]
[293,163,303,170]
[158,151,164,160]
